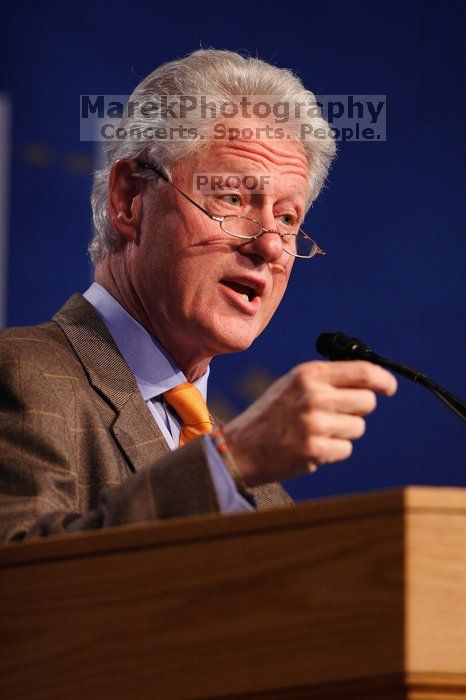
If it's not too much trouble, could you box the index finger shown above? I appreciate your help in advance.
[308,360,398,396]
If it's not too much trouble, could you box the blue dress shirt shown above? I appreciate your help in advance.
[83,283,254,513]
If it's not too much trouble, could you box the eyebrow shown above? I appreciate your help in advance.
[275,196,305,221]
[205,166,306,203]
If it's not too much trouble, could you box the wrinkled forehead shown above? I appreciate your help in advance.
[174,124,310,203]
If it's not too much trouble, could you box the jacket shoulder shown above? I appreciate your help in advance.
[0,319,82,375]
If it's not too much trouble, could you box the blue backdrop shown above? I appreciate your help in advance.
[0,0,464,501]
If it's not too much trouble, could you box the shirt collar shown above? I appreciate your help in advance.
[83,282,209,401]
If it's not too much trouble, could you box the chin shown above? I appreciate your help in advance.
[201,319,259,355]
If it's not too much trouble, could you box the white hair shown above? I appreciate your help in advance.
[89,49,336,264]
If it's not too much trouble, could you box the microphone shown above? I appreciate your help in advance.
[316,331,466,424]
[316,332,374,362]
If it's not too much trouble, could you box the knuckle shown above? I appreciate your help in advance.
[290,366,323,410]
[290,363,309,389]
[297,384,317,411]
[306,361,328,380]
[312,382,333,406]
[357,361,374,384]
[308,411,328,435]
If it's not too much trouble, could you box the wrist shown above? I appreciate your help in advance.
[211,422,257,503]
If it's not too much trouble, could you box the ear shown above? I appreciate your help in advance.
[108,159,144,242]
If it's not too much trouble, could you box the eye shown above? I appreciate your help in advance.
[278,213,298,228]
[221,194,242,206]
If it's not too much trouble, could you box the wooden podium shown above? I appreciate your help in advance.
[1,486,465,699]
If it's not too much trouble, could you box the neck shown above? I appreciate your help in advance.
[94,259,212,382]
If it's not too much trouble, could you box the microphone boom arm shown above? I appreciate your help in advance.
[316,332,466,425]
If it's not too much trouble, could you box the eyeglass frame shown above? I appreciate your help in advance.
[135,160,326,259]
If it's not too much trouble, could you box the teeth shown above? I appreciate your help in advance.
[239,293,249,302]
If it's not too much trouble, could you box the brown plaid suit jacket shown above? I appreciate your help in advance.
[0,294,292,541]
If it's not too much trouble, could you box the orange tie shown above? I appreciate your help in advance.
[163,381,213,446]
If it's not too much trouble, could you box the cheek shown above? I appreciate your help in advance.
[171,259,220,316]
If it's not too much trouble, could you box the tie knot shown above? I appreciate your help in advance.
[163,381,212,445]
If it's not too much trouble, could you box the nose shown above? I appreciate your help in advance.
[238,228,285,264]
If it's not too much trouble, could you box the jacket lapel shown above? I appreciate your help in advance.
[53,293,170,474]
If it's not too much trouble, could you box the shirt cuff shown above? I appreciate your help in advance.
[203,435,256,513]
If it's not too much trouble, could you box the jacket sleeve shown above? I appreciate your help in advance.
[0,351,220,542]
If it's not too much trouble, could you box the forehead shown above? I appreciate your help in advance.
[177,125,310,200]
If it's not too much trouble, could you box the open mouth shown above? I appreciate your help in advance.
[220,280,257,303]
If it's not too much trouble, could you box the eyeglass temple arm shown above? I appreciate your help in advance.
[136,160,221,222]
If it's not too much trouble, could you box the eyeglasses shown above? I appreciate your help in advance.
[136,160,326,259]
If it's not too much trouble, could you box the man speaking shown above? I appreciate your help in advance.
[0,49,397,541]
